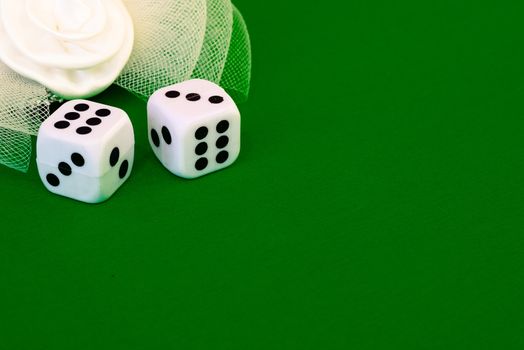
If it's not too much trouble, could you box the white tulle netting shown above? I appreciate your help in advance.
[0,0,251,172]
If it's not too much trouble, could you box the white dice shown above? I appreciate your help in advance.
[36,100,135,203]
[147,79,241,178]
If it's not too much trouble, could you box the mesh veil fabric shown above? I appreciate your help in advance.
[220,6,252,102]
[0,0,251,172]
[0,62,51,171]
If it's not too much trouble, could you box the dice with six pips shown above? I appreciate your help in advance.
[36,100,134,203]
[35,79,241,202]
[147,79,241,178]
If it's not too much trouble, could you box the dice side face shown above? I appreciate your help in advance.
[179,111,240,178]
[147,79,241,179]
[147,101,185,175]
[37,148,134,203]
[36,100,135,203]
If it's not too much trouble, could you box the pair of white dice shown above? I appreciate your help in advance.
[37,79,241,203]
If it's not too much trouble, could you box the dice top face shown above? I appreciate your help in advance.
[41,100,127,141]
[37,100,134,178]
[147,79,241,179]
[149,79,238,124]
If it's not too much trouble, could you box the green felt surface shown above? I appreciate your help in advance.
[1,0,524,349]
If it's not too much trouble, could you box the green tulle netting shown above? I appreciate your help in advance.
[0,0,251,172]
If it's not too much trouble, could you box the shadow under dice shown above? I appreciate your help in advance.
[37,100,134,203]
[147,79,241,179]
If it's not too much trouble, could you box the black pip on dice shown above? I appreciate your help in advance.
[36,100,134,203]
[147,79,241,178]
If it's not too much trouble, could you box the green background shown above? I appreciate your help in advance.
[1,0,523,348]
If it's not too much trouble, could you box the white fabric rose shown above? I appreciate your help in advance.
[0,0,134,98]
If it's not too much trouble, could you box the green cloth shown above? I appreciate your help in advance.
[0,0,523,349]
